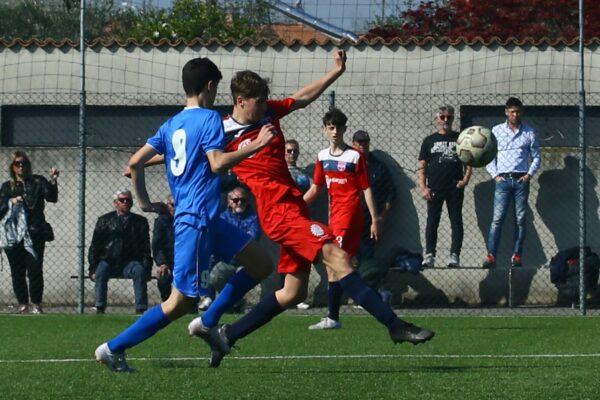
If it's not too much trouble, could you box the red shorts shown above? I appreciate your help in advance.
[330,211,364,257]
[259,194,334,274]
[332,226,362,257]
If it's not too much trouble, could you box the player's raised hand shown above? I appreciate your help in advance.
[334,49,347,73]
[255,123,276,147]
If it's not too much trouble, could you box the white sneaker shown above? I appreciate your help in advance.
[308,317,341,330]
[422,253,435,268]
[296,302,310,310]
[188,317,231,358]
[95,343,135,373]
[198,296,213,311]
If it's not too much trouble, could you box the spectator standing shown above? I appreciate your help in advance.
[88,188,153,314]
[483,97,541,268]
[0,151,58,314]
[284,139,316,310]
[152,194,175,301]
[418,106,472,268]
[352,130,396,301]
[285,139,311,194]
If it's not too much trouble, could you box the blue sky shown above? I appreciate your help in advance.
[120,0,411,33]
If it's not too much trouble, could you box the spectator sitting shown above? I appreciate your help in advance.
[152,194,175,302]
[0,151,59,314]
[202,185,261,312]
[88,188,153,314]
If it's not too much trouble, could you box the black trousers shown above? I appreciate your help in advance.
[5,239,46,305]
[425,186,464,256]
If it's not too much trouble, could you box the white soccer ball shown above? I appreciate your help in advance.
[456,126,497,168]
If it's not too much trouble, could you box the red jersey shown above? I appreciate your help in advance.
[223,98,333,272]
[313,145,370,230]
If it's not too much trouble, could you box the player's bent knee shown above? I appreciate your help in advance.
[161,289,196,320]
[321,243,352,275]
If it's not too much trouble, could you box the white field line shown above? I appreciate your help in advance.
[2,353,600,364]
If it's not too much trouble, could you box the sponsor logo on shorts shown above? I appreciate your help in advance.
[310,224,326,237]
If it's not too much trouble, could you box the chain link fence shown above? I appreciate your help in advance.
[0,91,598,315]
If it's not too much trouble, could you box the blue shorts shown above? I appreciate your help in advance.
[172,217,252,298]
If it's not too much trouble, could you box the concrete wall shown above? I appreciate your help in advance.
[1,42,599,310]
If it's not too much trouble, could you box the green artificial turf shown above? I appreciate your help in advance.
[1,314,599,399]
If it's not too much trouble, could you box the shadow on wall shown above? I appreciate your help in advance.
[536,154,600,305]
[536,155,600,251]
[373,150,450,306]
[474,180,545,305]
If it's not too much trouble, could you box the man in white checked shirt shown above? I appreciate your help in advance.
[483,97,541,269]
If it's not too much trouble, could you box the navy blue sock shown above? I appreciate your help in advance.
[327,281,343,321]
[339,271,398,329]
[108,305,171,353]
[202,268,257,327]
[227,293,284,343]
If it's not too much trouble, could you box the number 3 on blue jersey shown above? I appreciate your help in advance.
[170,129,187,176]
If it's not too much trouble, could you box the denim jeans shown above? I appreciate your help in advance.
[94,260,148,310]
[487,178,530,257]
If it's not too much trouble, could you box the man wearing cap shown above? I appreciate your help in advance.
[418,105,472,269]
[352,129,397,302]
[88,188,153,314]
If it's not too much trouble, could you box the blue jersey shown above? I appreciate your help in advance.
[147,106,223,227]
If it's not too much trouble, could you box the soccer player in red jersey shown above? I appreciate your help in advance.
[202,50,434,368]
[304,108,379,330]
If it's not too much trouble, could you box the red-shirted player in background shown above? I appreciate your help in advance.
[304,108,379,330]
[193,50,434,368]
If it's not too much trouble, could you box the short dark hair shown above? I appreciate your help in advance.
[505,97,523,109]
[322,108,348,127]
[182,58,222,97]
[230,70,270,103]
[285,139,299,148]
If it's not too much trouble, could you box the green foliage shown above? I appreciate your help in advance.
[0,0,271,42]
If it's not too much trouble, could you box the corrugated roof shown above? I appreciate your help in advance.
[0,36,598,48]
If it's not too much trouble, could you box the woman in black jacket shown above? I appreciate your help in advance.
[0,151,59,314]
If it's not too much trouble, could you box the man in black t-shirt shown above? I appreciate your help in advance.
[418,106,472,268]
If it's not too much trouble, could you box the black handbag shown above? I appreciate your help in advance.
[42,222,55,242]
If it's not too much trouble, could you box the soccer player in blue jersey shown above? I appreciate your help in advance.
[94,57,276,373]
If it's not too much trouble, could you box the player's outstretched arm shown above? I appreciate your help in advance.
[128,144,168,214]
[206,123,276,173]
[123,154,165,178]
[289,50,347,112]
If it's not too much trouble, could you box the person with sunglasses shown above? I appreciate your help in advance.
[204,185,261,312]
[0,151,59,314]
[285,139,311,194]
[88,188,153,314]
[418,105,472,269]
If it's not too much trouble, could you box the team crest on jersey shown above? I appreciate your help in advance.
[337,161,347,171]
[238,138,257,158]
[310,224,326,237]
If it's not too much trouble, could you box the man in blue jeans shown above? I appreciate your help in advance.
[483,97,541,268]
[89,188,153,313]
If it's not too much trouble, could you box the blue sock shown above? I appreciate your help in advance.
[202,268,257,327]
[339,271,398,329]
[327,281,343,321]
[108,305,171,353]
[227,293,284,344]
